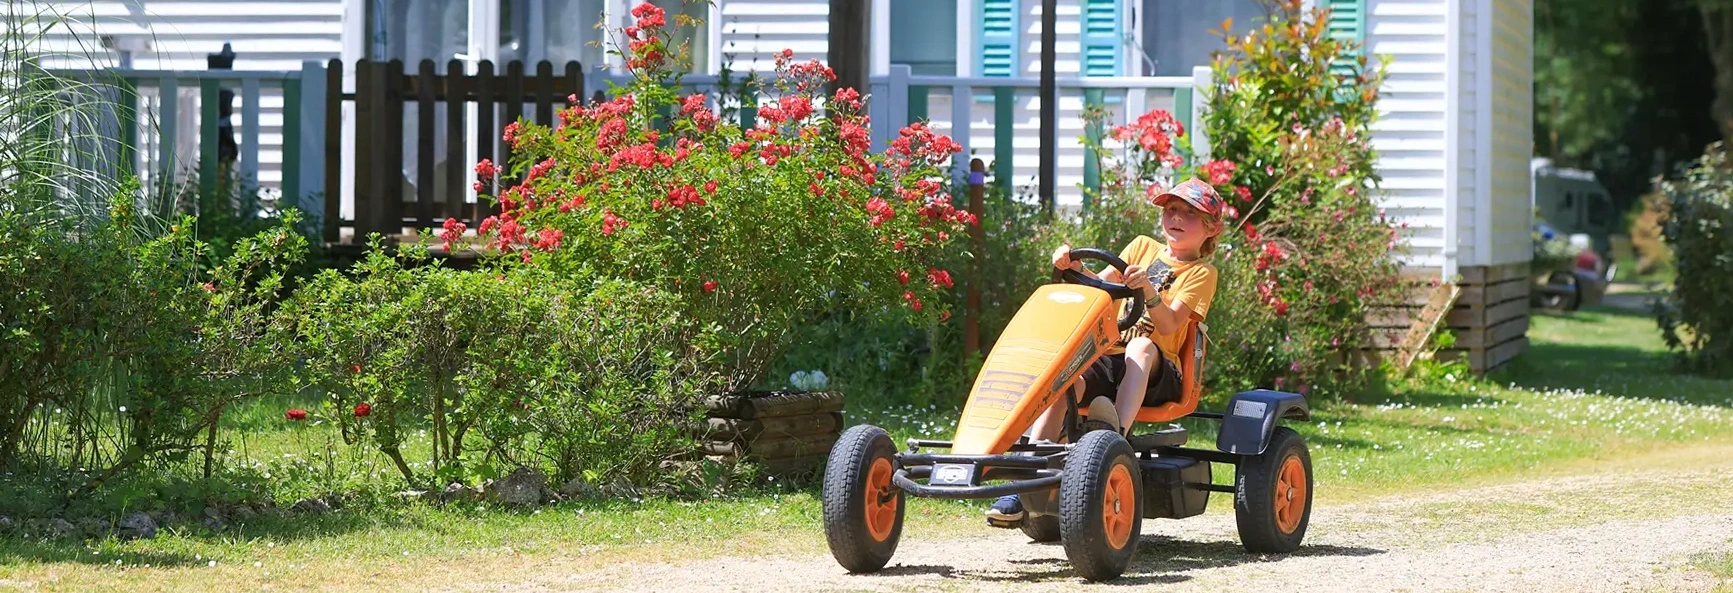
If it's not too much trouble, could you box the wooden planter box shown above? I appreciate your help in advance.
[697,391,845,477]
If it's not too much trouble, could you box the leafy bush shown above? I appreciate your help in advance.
[279,241,717,489]
[1628,190,1674,280]
[1072,0,1406,396]
[472,4,970,391]
[1657,144,1733,375]
[0,189,307,493]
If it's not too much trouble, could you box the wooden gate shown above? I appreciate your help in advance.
[321,59,586,246]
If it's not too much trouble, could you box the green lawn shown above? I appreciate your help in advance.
[2,305,1730,591]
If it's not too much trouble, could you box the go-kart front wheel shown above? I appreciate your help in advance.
[822,425,905,573]
[1233,426,1312,553]
[1058,430,1143,581]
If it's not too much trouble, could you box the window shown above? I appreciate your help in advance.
[650,0,711,73]
[1138,0,1269,77]
[890,0,958,76]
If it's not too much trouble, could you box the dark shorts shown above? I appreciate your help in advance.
[1079,351,1182,408]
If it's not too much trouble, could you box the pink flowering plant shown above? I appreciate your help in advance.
[1079,0,1409,396]
[466,4,970,390]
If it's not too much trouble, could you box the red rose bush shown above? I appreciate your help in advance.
[473,4,970,390]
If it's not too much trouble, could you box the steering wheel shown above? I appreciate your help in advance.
[1051,248,1147,332]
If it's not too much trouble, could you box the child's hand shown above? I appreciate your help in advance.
[1051,244,1081,271]
[1122,265,1154,296]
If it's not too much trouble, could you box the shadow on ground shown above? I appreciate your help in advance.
[863,535,1383,585]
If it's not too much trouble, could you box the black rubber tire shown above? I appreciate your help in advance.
[1020,512,1062,542]
[822,424,905,573]
[1541,272,1581,311]
[1233,426,1312,553]
[1058,430,1142,582]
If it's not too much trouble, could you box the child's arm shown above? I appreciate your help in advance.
[1122,265,1194,337]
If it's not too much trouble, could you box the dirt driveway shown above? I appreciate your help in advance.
[540,446,1733,593]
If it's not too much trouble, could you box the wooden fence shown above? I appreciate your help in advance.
[322,59,586,245]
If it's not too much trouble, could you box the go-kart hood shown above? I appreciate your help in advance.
[951,284,1120,454]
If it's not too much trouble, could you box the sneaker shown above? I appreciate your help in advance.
[1086,396,1123,434]
[985,494,1025,526]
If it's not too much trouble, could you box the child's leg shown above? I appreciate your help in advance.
[1114,337,1159,434]
[1027,380,1081,443]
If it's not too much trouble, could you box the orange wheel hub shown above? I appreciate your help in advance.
[1274,454,1307,534]
[864,457,899,542]
[1102,463,1136,549]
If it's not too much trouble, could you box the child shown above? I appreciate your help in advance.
[986,177,1225,525]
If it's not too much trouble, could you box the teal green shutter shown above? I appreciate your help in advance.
[1081,0,1122,77]
[1326,0,1366,76]
[978,0,1018,77]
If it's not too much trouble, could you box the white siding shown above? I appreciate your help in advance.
[31,0,343,71]
[717,0,831,71]
[1367,0,1451,269]
[28,0,343,194]
[1455,0,1479,266]
[1487,0,1532,265]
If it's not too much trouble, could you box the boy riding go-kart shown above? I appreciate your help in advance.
[821,178,1315,581]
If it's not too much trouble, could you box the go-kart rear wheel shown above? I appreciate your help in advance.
[822,425,905,573]
[1233,427,1312,553]
[1058,430,1142,581]
[1020,512,1061,542]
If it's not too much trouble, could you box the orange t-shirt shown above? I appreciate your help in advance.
[1106,235,1218,367]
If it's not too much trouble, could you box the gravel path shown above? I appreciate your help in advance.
[549,459,1733,593]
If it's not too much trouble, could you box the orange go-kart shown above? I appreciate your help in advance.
[822,247,1314,581]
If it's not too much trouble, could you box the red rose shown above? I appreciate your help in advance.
[351,364,362,374]
[703,280,718,292]
[285,408,308,421]
[353,403,371,418]
[926,268,953,289]
[897,270,910,285]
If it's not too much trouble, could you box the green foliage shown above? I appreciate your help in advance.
[1070,0,1408,396]
[1656,144,1733,375]
[475,5,969,392]
[278,240,719,489]
[0,184,308,493]
[1534,0,1644,161]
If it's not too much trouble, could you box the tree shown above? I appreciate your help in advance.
[1533,0,1641,162]
[1700,0,1733,143]
[1533,0,1716,214]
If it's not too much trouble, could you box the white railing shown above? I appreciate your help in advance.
[590,64,1214,202]
[44,62,329,217]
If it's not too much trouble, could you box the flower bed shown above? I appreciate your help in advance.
[469,3,971,392]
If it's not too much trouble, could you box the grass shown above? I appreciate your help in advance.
[2,306,1731,591]
[1691,549,1733,593]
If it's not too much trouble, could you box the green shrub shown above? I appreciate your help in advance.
[1657,144,1733,375]
[473,4,970,392]
[1628,190,1673,280]
[279,241,717,489]
[1069,0,1407,396]
[0,189,307,493]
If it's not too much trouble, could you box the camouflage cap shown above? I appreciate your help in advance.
[1152,177,1224,217]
